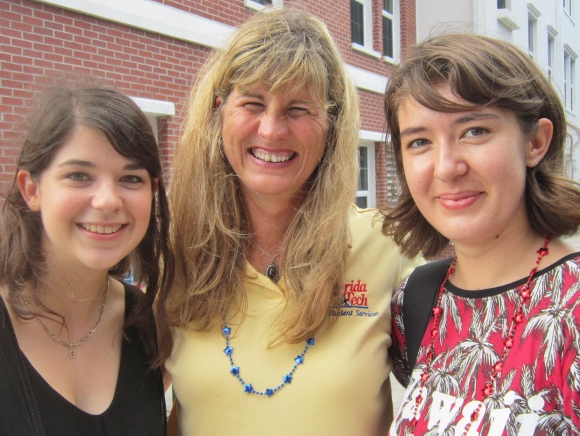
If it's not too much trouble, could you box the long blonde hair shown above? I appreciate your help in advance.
[157,8,360,362]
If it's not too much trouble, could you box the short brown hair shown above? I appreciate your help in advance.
[382,33,580,258]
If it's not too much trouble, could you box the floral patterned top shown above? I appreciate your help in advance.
[390,253,580,436]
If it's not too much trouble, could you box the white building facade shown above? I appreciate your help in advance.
[416,0,580,181]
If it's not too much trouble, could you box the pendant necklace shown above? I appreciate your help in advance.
[222,324,314,397]
[409,237,550,433]
[24,277,109,359]
[253,242,282,283]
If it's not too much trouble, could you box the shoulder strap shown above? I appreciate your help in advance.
[403,258,453,374]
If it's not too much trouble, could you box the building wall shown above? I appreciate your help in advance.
[1,0,417,207]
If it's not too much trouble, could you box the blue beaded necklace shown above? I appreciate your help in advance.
[222,325,315,397]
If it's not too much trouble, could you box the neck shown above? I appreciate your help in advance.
[451,231,548,290]
[243,192,301,275]
[33,265,110,321]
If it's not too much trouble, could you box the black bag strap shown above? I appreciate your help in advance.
[403,258,454,374]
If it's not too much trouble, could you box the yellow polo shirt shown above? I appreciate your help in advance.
[166,206,421,435]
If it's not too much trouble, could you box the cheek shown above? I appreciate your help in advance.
[132,195,155,233]
[402,157,428,194]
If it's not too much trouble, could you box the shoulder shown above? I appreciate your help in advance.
[347,205,391,246]
[121,281,145,311]
[347,204,424,281]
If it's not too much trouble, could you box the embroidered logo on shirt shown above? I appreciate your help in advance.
[327,279,379,317]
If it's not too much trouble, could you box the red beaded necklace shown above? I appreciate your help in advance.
[409,236,550,433]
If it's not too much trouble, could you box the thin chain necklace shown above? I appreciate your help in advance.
[410,237,550,433]
[253,242,282,283]
[222,324,314,397]
[24,277,109,359]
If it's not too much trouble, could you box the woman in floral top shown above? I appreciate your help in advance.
[382,33,580,435]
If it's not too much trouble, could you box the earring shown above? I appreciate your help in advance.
[31,202,36,209]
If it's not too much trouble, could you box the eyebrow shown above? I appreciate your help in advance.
[57,159,146,171]
[238,92,319,108]
[400,112,501,137]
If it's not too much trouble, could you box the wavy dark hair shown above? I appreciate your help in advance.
[0,82,173,359]
[382,33,580,258]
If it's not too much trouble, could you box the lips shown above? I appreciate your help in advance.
[250,148,295,163]
[437,191,483,210]
[80,224,123,234]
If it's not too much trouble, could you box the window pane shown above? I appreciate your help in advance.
[358,147,369,191]
[356,197,368,208]
[497,0,506,8]
[350,0,364,45]
[383,16,393,58]
[383,0,393,13]
[548,36,553,81]
[255,0,272,4]
[528,18,535,58]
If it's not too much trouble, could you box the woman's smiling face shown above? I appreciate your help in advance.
[19,125,156,273]
[220,85,328,205]
[398,88,551,248]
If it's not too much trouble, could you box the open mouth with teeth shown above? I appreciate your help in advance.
[251,148,295,163]
[80,224,123,234]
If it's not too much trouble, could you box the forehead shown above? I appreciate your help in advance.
[231,84,324,105]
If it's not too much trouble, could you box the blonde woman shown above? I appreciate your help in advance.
[157,9,420,435]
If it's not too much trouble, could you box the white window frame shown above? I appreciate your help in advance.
[527,16,536,58]
[356,142,376,208]
[527,4,540,59]
[131,97,175,142]
[245,0,282,12]
[563,0,573,17]
[382,0,400,64]
[351,0,381,59]
[564,46,577,113]
[547,26,558,83]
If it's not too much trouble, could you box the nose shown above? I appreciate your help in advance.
[258,111,289,142]
[433,142,468,182]
[91,181,123,213]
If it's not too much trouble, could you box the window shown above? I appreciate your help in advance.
[382,0,394,58]
[356,146,369,208]
[564,49,576,112]
[528,15,536,58]
[350,0,382,58]
[527,4,540,59]
[245,0,280,11]
[356,145,376,208]
[497,0,508,9]
[564,0,573,16]
[350,0,364,46]
[547,33,555,82]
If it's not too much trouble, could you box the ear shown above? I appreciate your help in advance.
[152,178,159,196]
[526,118,553,168]
[215,97,222,109]
[17,170,40,211]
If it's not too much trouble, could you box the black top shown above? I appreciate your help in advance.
[0,283,166,436]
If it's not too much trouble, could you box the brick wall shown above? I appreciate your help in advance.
[1,0,416,198]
